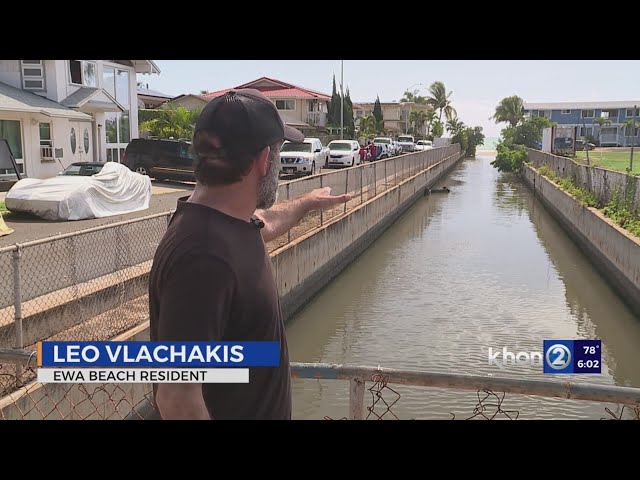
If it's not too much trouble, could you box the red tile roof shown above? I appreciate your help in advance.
[204,77,331,101]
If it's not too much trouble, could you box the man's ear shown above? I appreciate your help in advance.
[256,145,270,177]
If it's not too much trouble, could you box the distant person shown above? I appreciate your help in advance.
[149,89,351,420]
[368,141,377,161]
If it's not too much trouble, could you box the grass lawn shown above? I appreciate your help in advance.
[574,151,640,174]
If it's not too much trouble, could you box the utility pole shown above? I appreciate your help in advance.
[631,104,637,172]
[340,60,344,140]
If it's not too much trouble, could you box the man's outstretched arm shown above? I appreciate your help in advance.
[255,187,351,244]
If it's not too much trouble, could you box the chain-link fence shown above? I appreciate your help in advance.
[3,351,639,420]
[0,350,154,420]
[292,363,640,421]
[0,212,171,355]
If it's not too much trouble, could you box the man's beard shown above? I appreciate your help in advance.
[256,148,280,209]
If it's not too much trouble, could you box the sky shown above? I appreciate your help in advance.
[138,60,640,138]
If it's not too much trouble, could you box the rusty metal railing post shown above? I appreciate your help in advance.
[373,162,377,196]
[319,175,324,226]
[12,246,23,382]
[349,377,366,420]
[360,166,364,204]
[286,183,291,243]
[344,168,349,214]
[384,159,387,191]
[394,156,398,186]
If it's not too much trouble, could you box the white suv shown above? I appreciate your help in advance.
[397,135,416,153]
[279,138,329,176]
[327,140,361,167]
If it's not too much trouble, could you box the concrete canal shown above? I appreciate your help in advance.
[287,155,640,420]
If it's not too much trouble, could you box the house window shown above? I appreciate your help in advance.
[69,60,97,87]
[275,100,295,111]
[581,109,595,118]
[626,108,638,117]
[21,60,45,90]
[103,67,116,97]
[39,123,52,146]
[0,119,24,175]
[602,109,618,119]
[579,126,593,137]
[561,109,571,114]
[70,128,77,155]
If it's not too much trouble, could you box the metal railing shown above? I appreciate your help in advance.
[1,349,639,420]
[292,363,640,420]
[306,111,327,127]
[270,145,460,252]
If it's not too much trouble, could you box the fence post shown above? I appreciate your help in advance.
[360,166,364,204]
[286,183,291,243]
[12,246,23,382]
[344,168,349,214]
[373,162,377,196]
[384,159,387,190]
[319,175,324,226]
[349,377,366,420]
[394,156,398,186]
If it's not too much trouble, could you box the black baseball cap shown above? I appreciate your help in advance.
[194,88,304,152]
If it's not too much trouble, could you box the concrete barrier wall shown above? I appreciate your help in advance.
[527,149,640,213]
[522,165,640,316]
[275,148,463,321]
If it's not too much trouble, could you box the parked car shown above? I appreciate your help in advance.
[415,140,433,151]
[575,139,595,151]
[5,162,151,221]
[397,134,416,153]
[59,162,105,176]
[327,140,361,168]
[123,138,194,181]
[372,137,399,159]
[279,138,329,176]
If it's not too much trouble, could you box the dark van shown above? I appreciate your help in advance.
[123,138,195,181]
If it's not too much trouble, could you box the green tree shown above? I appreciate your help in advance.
[464,126,485,156]
[492,95,524,127]
[343,87,355,136]
[373,96,384,124]
[430,119,444,139]
[139,105,202,139]
[491,143,528,173]
[359,115,378,137]
[400,89,428,104]
[593,117,613,145]
[327,75,341,127]
[502,116,556,149]
[446,117,465,137]
[409,110,427,136]
[426,81,457,123]
[424,110,436,137]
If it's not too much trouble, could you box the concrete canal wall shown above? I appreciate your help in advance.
[522,163,640,316]
[275,146,463,321]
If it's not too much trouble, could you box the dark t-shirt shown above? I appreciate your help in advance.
[149,197,291,420]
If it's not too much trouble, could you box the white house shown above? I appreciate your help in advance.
[0,60,159,178]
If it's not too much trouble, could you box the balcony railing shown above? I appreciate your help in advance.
[306,111,327,128]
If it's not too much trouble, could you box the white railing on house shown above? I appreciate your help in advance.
[306,111,327,127]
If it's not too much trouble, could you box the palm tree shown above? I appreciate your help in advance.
[140,105,202,139]
[446,117,466,136]
[358,115,378,137]
[424,110,436,137]
[426,81,457,123]
[492,95,524,127]
[409,110,428,136]
[622,119,640,145]
[593,117,612,144]
[400,89,428,104]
